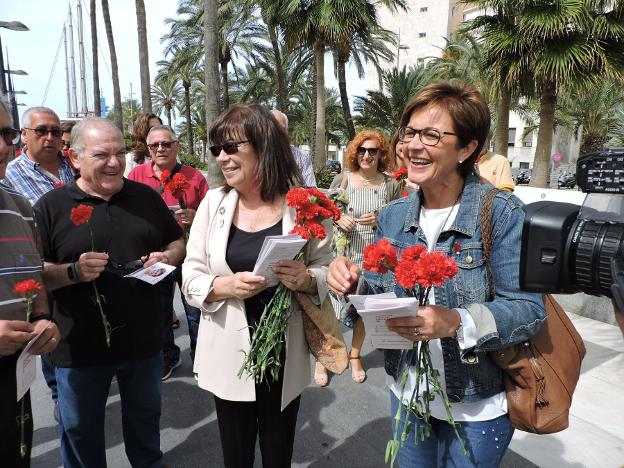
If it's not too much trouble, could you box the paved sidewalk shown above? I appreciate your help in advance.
[30,294,624,467]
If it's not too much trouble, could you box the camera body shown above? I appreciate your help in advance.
[519,149,624,297]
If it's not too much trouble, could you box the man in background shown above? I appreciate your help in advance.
[271,109,316,187]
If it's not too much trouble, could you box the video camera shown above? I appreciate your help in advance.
[519,149,624,306]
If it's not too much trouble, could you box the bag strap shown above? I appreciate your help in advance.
[480,188,500,300]
[339,171,349,190]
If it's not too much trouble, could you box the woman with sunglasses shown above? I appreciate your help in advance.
[317,130,401,387]
[181,104,332,468]
[327,81,545,467]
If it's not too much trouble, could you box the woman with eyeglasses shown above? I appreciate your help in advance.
[327,81,545,467]
[123,113,162,177]
[181,104,333,468]
[316,130,401,387]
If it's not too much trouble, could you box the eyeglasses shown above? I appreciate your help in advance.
[0,127,20,145]
[61,140,71,148]
[23,126,63,138]
[398,126,457,146]
[147,140,177,151]
[209,140,249,157]
[356,146,380,157]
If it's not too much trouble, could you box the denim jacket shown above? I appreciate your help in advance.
[362,174,546,403]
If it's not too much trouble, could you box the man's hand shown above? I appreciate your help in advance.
[28,320,61,355]
[175,208,197,225]
[142,251,170,267]
[327,256,361,295]
[0,320,34,356]
[76,252,109,281]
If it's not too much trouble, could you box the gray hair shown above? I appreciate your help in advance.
[22,106,59,128]
[71,117,123,157]
[270,109,288,128]
[0,95,13,126]
[146,124,177,140]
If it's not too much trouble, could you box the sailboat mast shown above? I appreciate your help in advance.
[63,25,71,118]
[77,0,88,116]
[68,5,78,117]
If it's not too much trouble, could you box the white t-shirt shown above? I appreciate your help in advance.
[386,203,507,421]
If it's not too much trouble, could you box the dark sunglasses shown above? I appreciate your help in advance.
[147,140,177,151]
[0,127,20,145]
[24,126,63,138]
[356,146,380,157]
[209,140,249,157]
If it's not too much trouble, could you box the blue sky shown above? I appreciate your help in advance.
[2,0,368,124]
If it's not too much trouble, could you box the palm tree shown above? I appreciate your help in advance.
[90,0,101,116]
[151,74,181,126]
[135,0,152,113]
[101,0,123,130]
[354,65,435,135]
[467,0,624,187]
[204,0,220,126]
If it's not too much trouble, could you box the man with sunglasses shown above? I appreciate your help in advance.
[1,107,75,205]
[128,125,208,380]
[34,117,185,468]
[1,107,76,424]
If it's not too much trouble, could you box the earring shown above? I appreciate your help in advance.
[458,160,463,164]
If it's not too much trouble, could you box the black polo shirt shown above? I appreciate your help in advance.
[34,180,183,367]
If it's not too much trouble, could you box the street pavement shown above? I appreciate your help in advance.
[30,292,624,467]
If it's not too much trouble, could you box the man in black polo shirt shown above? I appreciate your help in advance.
[34,117,184,468]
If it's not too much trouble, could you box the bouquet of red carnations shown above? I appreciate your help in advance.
[362,239,464,466]
[239,187,340,383]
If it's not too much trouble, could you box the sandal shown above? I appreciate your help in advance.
[349,355,367,384]
[314,361,329,387]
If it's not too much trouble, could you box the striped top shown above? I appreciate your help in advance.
[1,150,76,205]
[291,146,317,187]
[0,186,44,321]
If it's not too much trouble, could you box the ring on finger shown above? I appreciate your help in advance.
[412,327,421,337]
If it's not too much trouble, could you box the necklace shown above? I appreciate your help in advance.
[359,172,381,186]
[422,190,463,231]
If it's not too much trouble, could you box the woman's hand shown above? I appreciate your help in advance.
[225,272,268,300]
[175,208,197,225]
[327,256,361,296]
[273,259,310,292]
[335,214,357,232]
[386,305,461,341]
[357,211,377,227]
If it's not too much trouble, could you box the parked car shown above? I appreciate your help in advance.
[324,159,342,174]
[558,172,576,189]
[515,169,531,185]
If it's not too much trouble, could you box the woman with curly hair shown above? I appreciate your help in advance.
[124,113,162,176]
[316,130,402,386]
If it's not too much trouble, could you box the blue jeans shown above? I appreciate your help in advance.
[389,391,514,468]
[159,267,200,363]
[55,353,163,468]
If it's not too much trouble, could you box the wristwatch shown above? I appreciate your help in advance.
[67,262,81,283]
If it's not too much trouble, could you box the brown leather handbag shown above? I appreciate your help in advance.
[481,189,586,433]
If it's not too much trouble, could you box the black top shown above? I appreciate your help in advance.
[226,220,282,327]
[34,180,183,367]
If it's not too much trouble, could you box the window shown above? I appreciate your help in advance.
[508,128,516,147]
[419,32,426,38]
[522,131,533,147]
[420,7,428,12]
[417,58,425,66]
[520,162,530,169]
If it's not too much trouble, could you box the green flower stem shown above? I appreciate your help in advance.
[239,251,304,384]
[18,295,34,458]
[88,222,112,348]
[385,286,466,466]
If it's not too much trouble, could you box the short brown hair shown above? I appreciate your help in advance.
[345,130,390,173]
[209,104,301,201]
[399,80,490,178]
[61,121,77,133]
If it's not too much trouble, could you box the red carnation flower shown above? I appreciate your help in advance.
[401,245,426,262]
[414,252,459,288]
[159,169,171,185]
[70,204,94,226]
[395,258,423,289]
[13,279,43,296]
[393,168,408,182]
[363,239,398,274]
[401,190,409,197]
[53,181,64,188]
[453,243,461,254]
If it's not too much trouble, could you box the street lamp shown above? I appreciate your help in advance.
[0,21,29,32]
[4,68,27,76]
[396,44,410,70]
[11,90,26,95]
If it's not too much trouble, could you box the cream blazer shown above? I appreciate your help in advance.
[182,188,332,410]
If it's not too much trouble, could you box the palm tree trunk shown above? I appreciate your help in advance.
[494,84,511,157]
[90,0,101,116]
[337,57,355,140]
[135,0,152,113]
[166,105,172,127]
[203,0,223,186]
[309,64,317,162]
[102,0,123,131]
[267,23,288,112]
[314,39,326,168]
[220,60,230,109]
[530,80,557,188]
[183,80,194,157]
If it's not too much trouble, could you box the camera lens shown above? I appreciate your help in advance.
[569,220,624,296]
